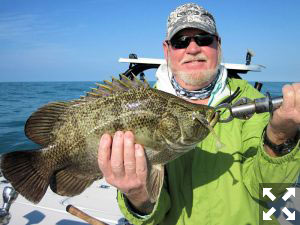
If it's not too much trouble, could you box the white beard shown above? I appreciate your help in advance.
[168,50,222,87]
[173,67,219,87]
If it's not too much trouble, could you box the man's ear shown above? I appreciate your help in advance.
[217,36,221,45]
[163,41,169,60]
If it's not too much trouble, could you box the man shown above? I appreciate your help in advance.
[98,3,300,224]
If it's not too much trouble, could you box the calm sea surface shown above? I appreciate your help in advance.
[0,81,293,154]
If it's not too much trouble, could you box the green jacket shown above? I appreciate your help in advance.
[117,78,300,225]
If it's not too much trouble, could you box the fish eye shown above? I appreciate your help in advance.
[192,112,197,120]
[192,113,202,124]
[192,112,202,121]
[192,112,210,127]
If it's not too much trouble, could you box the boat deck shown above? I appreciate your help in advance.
[0,177,125,225]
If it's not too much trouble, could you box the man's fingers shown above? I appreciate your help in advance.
[98,134,113,178]
[110,131,125,178]
[124,131,136,176]
[293,83,300,112]
[135,144,147,179]
[281,84,295,111]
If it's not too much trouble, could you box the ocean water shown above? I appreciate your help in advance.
[0,81,293,154]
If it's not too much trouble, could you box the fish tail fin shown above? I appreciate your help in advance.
[1,150,52,203]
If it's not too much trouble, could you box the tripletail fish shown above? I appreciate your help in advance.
[0,75,219,203]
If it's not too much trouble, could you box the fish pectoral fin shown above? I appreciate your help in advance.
[147,164,164,203]
[157,113,181,142]
[50,168,97,197]
[0,150,51,204]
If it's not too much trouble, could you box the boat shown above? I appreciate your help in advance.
[0,51,298,225]
[0,177,127,225]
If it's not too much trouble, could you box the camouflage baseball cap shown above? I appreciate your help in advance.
[166,3,218,40]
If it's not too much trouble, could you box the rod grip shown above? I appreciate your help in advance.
[66,204,108,225]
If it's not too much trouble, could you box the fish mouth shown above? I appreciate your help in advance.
[208,111,219,127]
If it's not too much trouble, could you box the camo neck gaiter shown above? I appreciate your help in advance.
[171,69,220,100]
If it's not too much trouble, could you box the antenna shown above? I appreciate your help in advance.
[246,49,255,65]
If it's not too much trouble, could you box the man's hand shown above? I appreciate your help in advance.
[265,83,300,156]
[98,131,154,214]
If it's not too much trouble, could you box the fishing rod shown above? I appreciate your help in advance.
[66,204,108,225]
[216,93,283,123]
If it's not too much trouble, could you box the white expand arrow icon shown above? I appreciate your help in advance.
[263,188,276,201]
[282,207,295,220]
[282,188,295,201]
[263,207,276,220]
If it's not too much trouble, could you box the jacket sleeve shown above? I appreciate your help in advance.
[241,95,300,201]
[117,182,171,225]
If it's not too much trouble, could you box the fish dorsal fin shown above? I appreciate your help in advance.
[86,75,150,98]
[25,101,75,146]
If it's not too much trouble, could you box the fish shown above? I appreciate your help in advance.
[0,75,219,204]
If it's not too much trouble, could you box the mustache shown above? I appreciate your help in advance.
[181,54,208,64]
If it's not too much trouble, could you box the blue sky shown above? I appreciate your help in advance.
[0,0,299,82]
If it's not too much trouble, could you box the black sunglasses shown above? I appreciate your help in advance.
[169,34,216,49]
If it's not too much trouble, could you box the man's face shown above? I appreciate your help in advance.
[163,28,220,88]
